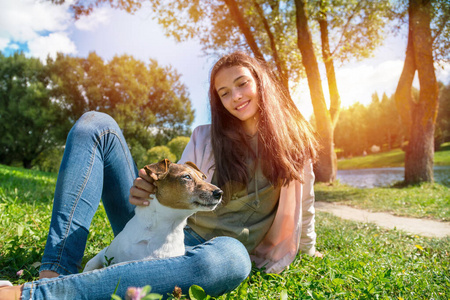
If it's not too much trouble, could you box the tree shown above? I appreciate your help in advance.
[334,94,405,157]
[334,102,369,157]
[55,0,392,183]
[0,52,68,168]
[365,93,384,149]
[394,0,449,184]
[380,93,404,151]
[294,0,335,181]
[48,52,194,163]
[0,50,193,169]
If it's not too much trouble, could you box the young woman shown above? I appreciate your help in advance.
[0,51,319,299]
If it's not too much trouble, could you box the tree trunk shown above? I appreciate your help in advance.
[318,4,341,129]
[395,0,439,184]
[406,0,439,183]
[295,0,336,183]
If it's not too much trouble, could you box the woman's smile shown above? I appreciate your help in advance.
[235,100,251,111]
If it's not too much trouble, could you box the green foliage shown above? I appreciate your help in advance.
[188,285,210,300]
[333,82,450,158]
[0,52,70,169]
[167,136,190,162]
[63,0,393,93]
[308,0,393,63]
[436,82,450,147]
[32,146,64,173]
[334,92,405,157]
[48,52,194,157]
[146,146,176,164]
[0,50,194,171]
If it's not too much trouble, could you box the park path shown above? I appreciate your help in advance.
[315,201,450,238]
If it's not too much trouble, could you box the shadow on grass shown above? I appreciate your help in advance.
[0,164,56,205]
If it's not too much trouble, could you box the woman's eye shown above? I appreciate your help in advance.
[239,80,248,87]
[220,92,228,98]
[182,174,192,180]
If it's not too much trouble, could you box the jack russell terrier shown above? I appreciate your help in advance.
[83,159,223,272]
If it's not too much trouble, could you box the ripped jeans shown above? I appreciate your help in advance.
[25,112,251,300]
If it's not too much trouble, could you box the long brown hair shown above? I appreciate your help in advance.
[209,51,318,194]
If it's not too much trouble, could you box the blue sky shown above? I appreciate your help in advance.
[1,0,449,129]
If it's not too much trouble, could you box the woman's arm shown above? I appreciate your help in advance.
[299,162,318,256]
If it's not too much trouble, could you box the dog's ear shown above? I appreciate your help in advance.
[144,159,171,181]
[185,161,207,180]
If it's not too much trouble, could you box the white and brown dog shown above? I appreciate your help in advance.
[83,159,222,272]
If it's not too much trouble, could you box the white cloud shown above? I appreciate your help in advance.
[28,32,77,61]
[0,0,72,42]
[75,7,110,31]
[0,0,77,60]
[8,43,20,50]
[0,37,9,50]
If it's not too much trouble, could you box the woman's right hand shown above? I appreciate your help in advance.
[129,168,156,206]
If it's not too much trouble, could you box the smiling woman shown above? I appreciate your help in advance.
[0,51,320,300]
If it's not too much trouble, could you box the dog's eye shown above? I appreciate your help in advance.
[182,174,192,180]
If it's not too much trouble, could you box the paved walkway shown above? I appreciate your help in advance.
[315,201,450,238]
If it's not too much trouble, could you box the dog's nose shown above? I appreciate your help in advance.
[213,189,223,200]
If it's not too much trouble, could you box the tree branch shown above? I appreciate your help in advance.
[223,0,265,61]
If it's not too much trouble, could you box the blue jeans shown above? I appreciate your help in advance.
[25,112,251,299]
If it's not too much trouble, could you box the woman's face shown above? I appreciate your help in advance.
[214,66,260,135]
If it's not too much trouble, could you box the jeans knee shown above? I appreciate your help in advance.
[71,111,119,139]
[198,237,251,295]
[217,237,252,281]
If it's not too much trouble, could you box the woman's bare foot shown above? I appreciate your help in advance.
[0,285,23,299]
[39,270,60,279]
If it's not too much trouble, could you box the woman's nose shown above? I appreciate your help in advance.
[231,88,242,101]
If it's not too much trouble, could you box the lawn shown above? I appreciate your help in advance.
[1,164,449,299]
[337,142,450,170]
[315,182,450,221]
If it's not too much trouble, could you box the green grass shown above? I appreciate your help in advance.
[338,142,450,170]
[315,182,450,221]
[0,164,113,284]
[435,142,450,166]
[1,164,449,299]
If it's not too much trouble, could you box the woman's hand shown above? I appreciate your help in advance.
[129,168,156,206]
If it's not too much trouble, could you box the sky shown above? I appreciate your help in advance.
[1,0,449,129]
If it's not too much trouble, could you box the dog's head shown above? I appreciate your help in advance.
[144,159,222,211]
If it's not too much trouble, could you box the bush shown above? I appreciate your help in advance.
[33,146,64,173]
[167,136,190,162]
[146,146,176,164]
[129,142,148,169]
